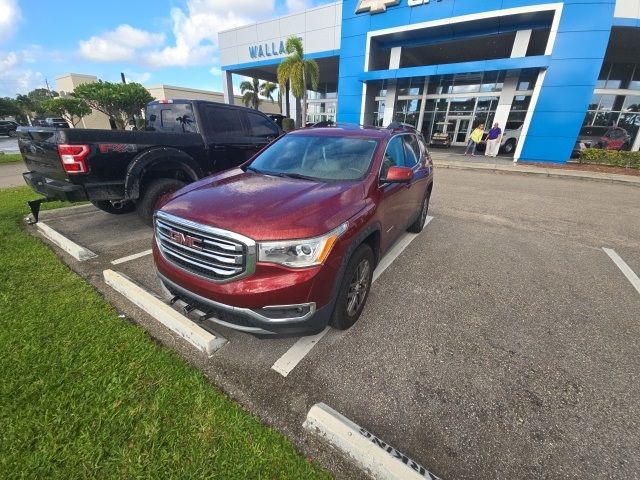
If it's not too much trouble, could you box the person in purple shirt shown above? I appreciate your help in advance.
[485,122,502,158]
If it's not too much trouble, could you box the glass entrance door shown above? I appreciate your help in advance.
[452,117,472,146]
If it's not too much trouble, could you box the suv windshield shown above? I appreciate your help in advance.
[247,134,378,181]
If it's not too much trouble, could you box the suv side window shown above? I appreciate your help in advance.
[403,134,420,168]
[246,112,279,138]
[204,106,244,137]
[381,136,405,178]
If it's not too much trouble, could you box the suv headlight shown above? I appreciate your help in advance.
[257,222,348,268]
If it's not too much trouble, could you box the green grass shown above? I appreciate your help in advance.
[0,153,22,164]
[0,187,330,480]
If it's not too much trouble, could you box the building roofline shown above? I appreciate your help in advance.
[55,73,98,80]
[218,1,342,34]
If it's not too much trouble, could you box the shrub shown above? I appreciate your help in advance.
[282,117,295,132]
[580,148,640,169]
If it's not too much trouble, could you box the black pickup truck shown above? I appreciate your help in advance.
[18,99,281,224]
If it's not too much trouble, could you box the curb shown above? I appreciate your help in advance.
[304,403,441,480]
[36,221,97,261]
[434,161,640,187]
[103,269,226,356]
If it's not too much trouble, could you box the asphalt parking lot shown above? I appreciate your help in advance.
[0,136,19,153]
[30,168,640,479]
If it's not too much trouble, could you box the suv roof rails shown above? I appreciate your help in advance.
[386,122,416,132]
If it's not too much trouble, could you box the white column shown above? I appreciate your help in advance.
[511,30,532,58]
[493,72,519,133]
[383,47,402,127]
[632,128,640,152]
[222,71,234,105]
[417,77,429,131]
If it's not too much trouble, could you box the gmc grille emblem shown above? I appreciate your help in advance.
[168,229,203,250]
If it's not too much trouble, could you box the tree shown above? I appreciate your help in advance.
[72,81,153,129]
[277,37,319,127]
[13,88,58,124]
[239,78,278,110]
[42,97,91,127]
[0,97,20,118]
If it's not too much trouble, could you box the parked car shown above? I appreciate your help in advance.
[18,99,281,224]
[477,121,523,154]
[153,124,434,336]
[577,125,631,151]
[430,122,452,148]
[33,117,70,128]
[266,114,287,129]
[0,120,19,137]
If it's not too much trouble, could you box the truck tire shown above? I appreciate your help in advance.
[330,244,374,330]
[407,189,431,233]
[136,178,186,226]
[91,200,136,215]
[503,139,516,155]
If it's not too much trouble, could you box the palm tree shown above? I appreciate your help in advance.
[239,78,261,110]
[260,82,278,105]
[239,79,279,110]
[277,37,319,127]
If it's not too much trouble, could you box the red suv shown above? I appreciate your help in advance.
[153,125,434,335]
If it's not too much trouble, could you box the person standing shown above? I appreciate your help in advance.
[485,122,502,158]
[464,123,485,156]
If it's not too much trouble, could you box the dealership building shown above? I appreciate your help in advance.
[219,0,640,162]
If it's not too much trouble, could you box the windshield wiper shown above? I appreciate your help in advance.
[274,172,317,181]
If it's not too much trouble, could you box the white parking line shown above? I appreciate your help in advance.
[271,216,434,377]
[373,216,433,283]
[103,269,226,356]
[36,222,97,261]
[271,327,330,377]
[111,249,153,265]
[304,403,441,480]
[603,248,640,296]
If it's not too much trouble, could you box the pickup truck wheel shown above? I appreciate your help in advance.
[136,178,186,226]
[7,130,17,138]
[91,200,136,215]
[407,190,431,233]
[503,139,516,155]
[330,244,374,330]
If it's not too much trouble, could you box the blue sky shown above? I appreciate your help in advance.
[0,0,331,97]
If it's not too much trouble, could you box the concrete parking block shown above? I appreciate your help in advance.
[304,403,441,480]
[103,269,227,356]
[35,221,97,261]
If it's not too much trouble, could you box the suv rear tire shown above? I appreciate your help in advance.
[330,244,374,330]
[136,178,186,226]
[407,190,431,233]
[91,200,136,215]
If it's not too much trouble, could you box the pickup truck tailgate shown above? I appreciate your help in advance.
[17,129,67,181]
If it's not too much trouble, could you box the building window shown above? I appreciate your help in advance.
[393,99,422,127]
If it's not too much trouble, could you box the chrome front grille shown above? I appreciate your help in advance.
[155,211,256,282]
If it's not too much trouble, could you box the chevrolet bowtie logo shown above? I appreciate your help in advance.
[355,0,400,14]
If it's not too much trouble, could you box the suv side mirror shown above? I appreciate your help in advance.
[382,166,413,183]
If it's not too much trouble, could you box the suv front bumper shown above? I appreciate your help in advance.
[158,273,334,336]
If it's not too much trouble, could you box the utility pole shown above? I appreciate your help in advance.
[45,78,53,97]
[121,72,126,84]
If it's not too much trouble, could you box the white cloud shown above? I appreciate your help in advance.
[286,0,311,12]
[0,0,21,43]
[0,51,18,74]
[124,71,151,84]
[79,24,165,62]
[209,66,222,76]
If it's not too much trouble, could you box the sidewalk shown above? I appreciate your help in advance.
[431,152,640,187]
[0,162,25,189]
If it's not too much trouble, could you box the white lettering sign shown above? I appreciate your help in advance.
[356,0,443,14]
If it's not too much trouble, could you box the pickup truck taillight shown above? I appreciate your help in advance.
[58,144,90,174]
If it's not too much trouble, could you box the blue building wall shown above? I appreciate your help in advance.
[336,0,618,163]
